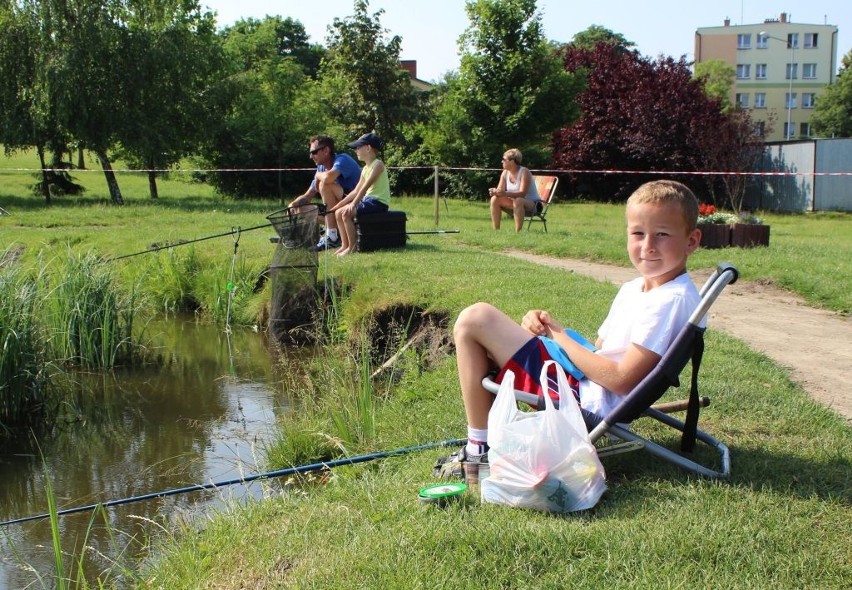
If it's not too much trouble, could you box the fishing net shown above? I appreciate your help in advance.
[265,206,321,344]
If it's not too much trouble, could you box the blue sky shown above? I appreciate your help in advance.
[202,1,852,82]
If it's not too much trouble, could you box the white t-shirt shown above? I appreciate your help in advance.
[579,273,704,418]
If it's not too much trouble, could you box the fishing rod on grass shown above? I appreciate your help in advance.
[0,438,465,527]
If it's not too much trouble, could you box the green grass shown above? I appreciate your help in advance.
[1,152,850,588]
[137,243,850,590]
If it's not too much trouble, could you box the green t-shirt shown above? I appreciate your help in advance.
[362,160,391,206]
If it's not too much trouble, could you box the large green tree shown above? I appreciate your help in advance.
[0,1,81,202]
[317,0,418,142]
[114,1,225,199]
[811,49,852,138]
[0,0,227,204]
[424,0,582,196]
[201,16,325,199]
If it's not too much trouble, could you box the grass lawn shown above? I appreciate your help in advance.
[1,154,850,588]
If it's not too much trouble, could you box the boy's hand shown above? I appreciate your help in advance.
[521,310,562,337]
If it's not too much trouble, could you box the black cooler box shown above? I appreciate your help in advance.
[356,210,407,252]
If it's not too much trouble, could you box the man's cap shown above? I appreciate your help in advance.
[348,132,383,149]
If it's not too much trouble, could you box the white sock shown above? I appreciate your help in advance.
[466,427,488,456]
[327,229,338,240]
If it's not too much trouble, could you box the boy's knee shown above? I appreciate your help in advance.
[454,302,493,338]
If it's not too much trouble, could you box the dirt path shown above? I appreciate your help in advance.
[503,249,852,423]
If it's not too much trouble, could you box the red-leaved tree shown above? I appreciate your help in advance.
[552,42,759,204]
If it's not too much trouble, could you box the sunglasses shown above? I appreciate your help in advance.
[309,147,325,155]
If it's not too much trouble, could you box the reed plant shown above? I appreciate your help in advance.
[42,251,137,369]
[0,258,50,428]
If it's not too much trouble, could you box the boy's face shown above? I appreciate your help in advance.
[626,202,701,290]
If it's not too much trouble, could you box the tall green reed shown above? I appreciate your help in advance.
[43,252,137,369]
[0,260,50,428]
[328,336,378,449]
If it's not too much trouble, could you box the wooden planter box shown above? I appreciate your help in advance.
[730,223,770,248]
[699,223,731,249]
[699,223,770,249]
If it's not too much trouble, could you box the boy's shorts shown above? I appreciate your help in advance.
[355,197,389,215]
[496,337,581,404]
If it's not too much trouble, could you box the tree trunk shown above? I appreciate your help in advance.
[77,146,85,169]
[147,169,159,199]
[95,149,124,205]
[36,145,51,204]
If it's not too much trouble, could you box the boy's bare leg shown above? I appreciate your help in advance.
[453,303,533,429]
[336,209,358,256]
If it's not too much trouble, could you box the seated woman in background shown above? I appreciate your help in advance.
[489,148,540,232]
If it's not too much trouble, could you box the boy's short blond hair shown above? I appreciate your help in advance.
[627,180,699,232]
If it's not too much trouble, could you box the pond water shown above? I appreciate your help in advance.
[0,316,290,589]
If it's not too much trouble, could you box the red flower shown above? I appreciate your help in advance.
[699,203,716,216]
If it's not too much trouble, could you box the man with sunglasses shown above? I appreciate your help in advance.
[289,135,361,250]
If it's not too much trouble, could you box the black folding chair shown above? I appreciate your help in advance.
[482,263,739,479]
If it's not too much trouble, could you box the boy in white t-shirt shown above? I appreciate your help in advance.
[438,180,704,475]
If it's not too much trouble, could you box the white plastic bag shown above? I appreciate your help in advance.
[481,362,607,512]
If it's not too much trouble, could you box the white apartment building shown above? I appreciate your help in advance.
[695,12,838,141]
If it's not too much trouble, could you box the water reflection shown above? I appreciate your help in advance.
[0,316,288,589]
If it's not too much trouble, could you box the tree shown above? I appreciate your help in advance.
[811,49,852,138]
[113,1,226,199]
[200,16,325,199]
[424,0,582,196]
[0,1,83,202]
[699,108,770,213]
[569,24,634,51]
[552,43,737,201]
[317,0,418,142]
[220,15,325,78]
[694,59,736,113]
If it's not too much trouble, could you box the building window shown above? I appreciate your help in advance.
[787,33,799,48]
[802,93,817,108]
[800,122,811,137]
[754,121,766,136]
[784,121,795,139]
[803,63,817,78]
[786,63,798,80]
[737,34,752,49]
[736,64,751,79]
[754,93,766,108]
[755,64,767,79]
[736,93,750,108]
[756,34,769,49]
[804,33,818,48]
[785,93,798,109]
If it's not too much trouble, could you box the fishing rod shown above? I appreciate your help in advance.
[106,223,271,262]
[0,438,465,527]
[406,230,460,235]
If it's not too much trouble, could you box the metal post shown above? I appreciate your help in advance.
[434,165,440,226]
[788,43,795,139]
[760,32,795,140]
